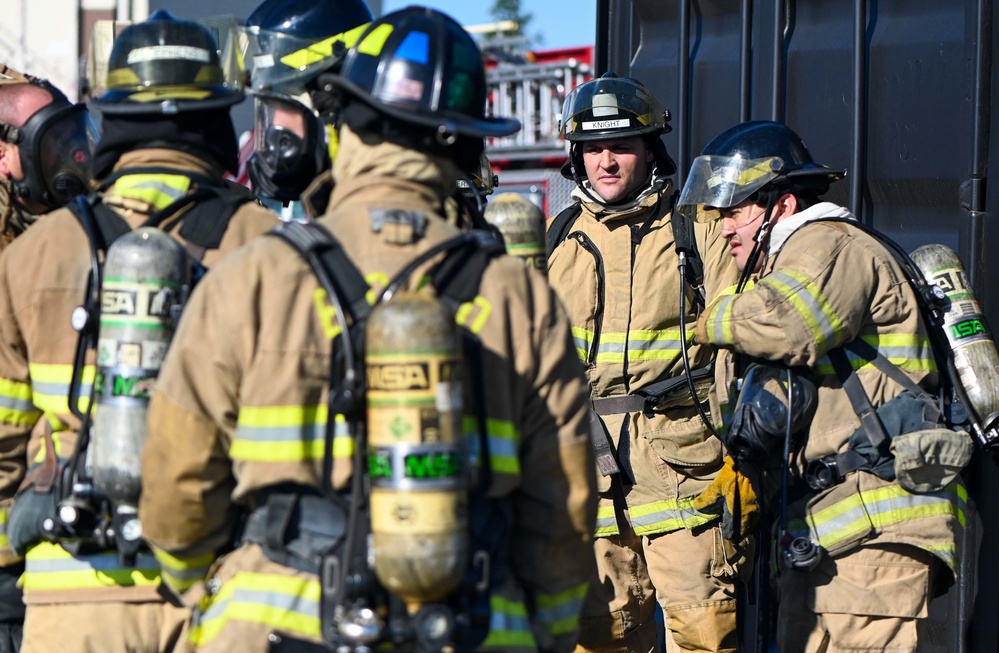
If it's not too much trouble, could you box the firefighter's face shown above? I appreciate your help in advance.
[719,200,768,272]
[581,136,653,203]
[719,193,797,272]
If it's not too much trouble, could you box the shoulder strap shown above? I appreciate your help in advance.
[430,230,506,308]
[270,220,371,325]
[545,203,582,259]
[66,193,131,254]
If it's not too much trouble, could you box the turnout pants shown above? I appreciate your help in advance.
[574,516,738,653]
[777,543,939,653]
[22,600,188,653]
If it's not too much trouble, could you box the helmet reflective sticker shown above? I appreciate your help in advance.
[591,93,618,117]
[396,31,429,63]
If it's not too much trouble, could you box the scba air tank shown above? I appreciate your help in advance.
[92,227,187,506]
[366,292,468,608]
[483,193,547,274]
[910,243,999,431]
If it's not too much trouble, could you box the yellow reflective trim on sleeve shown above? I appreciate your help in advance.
[463,415,521,475]
[0,376,40,427]
[706,295,737,345]
[761,270,845,351]
[356,24,395,57]
[279,23,370,70]
[189,571,322,647]
[153,549,216,592]
[28,363,94,417]
[570,326,592,361]
[536,582,588,635]
[232,405,353,463]
[455,296,493,335]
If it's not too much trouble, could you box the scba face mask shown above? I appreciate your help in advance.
[726,362,817,464]
[1,85,95,210]
[247,93,327,203]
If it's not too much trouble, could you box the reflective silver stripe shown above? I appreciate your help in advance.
[536,595,585,626]
[707,295,737,344]
[0,394,37,414]
[763,271,841,349]
[235,423,325,442]
[198,587,320,623]
[26,551,159,574]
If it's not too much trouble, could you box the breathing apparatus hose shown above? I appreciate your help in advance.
[677,251,720,440]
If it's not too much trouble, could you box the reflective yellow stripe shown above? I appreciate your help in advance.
[536,582,587,636]
[279,23,370,70]
[0,507,8,550]
[153,549,215,593]
[28,363,93,419]
[232,406,353,462]
[813,333,938,376]
[0,377,40,427]
[112,174,192,211]
[463,416,521,476]
[356,24,395,57]
[761,270,845,351]
[791,482,965,569]
[22,542,159,591]
[706,294,738,345]
[595,504,617,537]
[481,594,536,648]
[190,572,322,647]
[628,496,717,536]
[571,326,591,361]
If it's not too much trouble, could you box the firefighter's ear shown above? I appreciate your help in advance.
[775,192,798,220]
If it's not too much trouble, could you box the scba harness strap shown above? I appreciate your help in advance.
[270,220,509,651]
[45,171,254,565]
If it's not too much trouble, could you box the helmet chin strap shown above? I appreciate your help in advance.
[736,193,778,292]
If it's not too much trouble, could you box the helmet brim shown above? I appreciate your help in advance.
[92,86,244,115]
[329,75,520,139]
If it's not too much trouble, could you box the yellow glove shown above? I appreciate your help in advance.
[691,456,759,541]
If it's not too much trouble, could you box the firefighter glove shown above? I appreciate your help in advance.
[7,487,57,556]
[691,455,759,541]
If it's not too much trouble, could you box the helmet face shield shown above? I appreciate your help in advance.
[677,155,783,210]
[559,76,668,141]
[240,23,367,92]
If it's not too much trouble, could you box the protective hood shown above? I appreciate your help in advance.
[332,123,461,205]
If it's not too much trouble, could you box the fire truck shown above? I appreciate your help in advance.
[482,38,592,216]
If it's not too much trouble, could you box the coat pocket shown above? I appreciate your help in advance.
[642,409,722,468]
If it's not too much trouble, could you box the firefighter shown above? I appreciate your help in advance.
[240,0,372,205]
[680,120,966,652]
[0,12,277,653]
[0,67,93,244]
[0,67,94,653]
[546,74,744,653]
[138,6,596,653]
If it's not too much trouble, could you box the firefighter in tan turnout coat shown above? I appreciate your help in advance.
[138,7,596,653]
[0,13,277,653]
[680,120,968,653]
[546,74,745,653]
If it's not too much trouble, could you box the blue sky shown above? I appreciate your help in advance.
[381,1,597,50]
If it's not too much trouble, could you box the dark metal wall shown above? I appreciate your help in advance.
[596,1,998,651]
